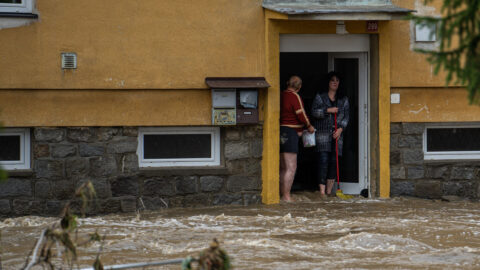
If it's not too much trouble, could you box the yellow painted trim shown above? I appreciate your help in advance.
[265,9,288,20]
[378,21,391,198]
[262,16,281,204]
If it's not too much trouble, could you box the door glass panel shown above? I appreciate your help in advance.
[334,58,359,183]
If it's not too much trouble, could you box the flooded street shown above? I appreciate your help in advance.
[2,195,480,269]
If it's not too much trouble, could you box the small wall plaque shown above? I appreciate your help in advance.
[366,21,378,32]
[212,109,236,125]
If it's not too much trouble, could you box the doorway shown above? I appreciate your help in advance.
[280,34,369,195]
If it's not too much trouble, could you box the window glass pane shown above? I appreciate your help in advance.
[0,0,22,3]
[415,22,436,42]
[427,128,480,152]
[0,135,21,161]
[144,134,211,159]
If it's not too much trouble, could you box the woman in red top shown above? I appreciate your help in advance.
[280,76,315,202]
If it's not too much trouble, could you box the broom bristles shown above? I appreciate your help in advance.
[336,189,354,200]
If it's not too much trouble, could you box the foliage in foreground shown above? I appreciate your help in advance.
[22,181,103,270]
[20,181,231,270]
[183,238,231,270]
[410,0,480,103]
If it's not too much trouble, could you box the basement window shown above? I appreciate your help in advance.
[137,127,221,167]
[0,128,31,170]
[0,0,37,18]
[423,123,480,160]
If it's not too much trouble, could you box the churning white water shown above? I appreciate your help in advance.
[2,195,480,269]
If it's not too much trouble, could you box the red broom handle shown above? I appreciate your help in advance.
[335,113,340,189]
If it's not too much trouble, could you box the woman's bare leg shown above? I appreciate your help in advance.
[319,184,326,195]
[279,154,287,196]
[280,152,297,202]
[326,179,335,195]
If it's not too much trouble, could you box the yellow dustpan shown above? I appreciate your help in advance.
[334,113,353,200]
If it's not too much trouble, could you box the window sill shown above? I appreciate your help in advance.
[139,166,229,177]
[423,158,480,164]
[0,12,38,18]
[4,169,33,177]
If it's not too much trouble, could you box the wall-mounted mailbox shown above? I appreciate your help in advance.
[211,89,237,125]
[206,77,270,126]
[212,89,236,108]
[237,90,258,124]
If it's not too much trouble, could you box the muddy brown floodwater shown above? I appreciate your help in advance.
[2,194,480,269]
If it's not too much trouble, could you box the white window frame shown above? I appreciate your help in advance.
[137,127,221,167]
[423,123,480,160]
[0,128,31,170]
[0,0,33,13]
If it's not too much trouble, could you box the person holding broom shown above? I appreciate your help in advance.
[311,71,350,198]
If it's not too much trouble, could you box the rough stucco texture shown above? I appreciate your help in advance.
[0,89,212,126]
[390,88,480,123]
[0,0,265,89]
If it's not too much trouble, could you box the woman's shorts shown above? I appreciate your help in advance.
[280,126,299,153]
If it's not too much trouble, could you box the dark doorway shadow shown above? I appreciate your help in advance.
[280,52,328,191]
[280,52,359,192]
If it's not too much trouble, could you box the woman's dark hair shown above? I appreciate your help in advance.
[326,71,344,98]
[327,71,340,82]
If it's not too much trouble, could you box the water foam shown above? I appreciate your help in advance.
[328,232,435,253]
[0,216,57,228]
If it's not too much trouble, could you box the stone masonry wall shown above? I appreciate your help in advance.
[390,123,480,199]
[0,126,263,216]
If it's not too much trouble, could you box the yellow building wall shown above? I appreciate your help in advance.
[1,0,472,127]
[2,0,475,202]
[0,0,266,126]
[0,0,265,89]
[390,0,448,88]
[389,0,480,123]
[0,90,211,127]
[391,88,480,122]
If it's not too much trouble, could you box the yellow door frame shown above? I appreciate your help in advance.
[261,10,391,204]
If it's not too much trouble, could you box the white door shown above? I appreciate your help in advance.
[328,52,368,194]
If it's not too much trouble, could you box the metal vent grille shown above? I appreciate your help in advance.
[61,53,77,69]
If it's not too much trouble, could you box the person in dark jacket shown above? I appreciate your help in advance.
[280,75,315,202]
[311,71,349,197]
